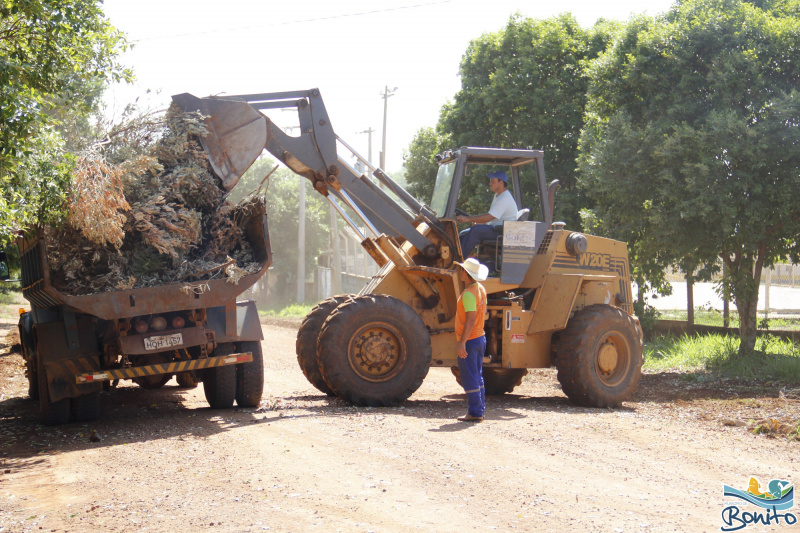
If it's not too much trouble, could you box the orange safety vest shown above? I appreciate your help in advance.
[455,282,487,341]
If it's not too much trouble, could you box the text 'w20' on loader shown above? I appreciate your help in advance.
[174,88,643,409]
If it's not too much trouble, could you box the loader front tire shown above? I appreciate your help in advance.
[555,304,643,408]
[318,295,431,407]
[296,295,352,396]
[203,343,236,409]
[450,367,528,395]
[236,341,264,407]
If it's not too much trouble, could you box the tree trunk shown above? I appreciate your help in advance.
[686,274,694,325]
[736,294,758,355]
[723,245,766,356]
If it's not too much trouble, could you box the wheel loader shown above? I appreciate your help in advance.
[174,88,643,409]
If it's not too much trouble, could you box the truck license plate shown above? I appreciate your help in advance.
[144,333,183,351]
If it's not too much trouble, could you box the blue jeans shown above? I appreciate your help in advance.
[458,335,486,417]
[459,225,501,257]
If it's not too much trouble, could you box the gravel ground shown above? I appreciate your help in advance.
[0,318,798,533]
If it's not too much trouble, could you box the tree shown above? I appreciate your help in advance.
[424,14,617,225]
[0,0,131,246]
[579,0,800,353]
[403,126,452,210]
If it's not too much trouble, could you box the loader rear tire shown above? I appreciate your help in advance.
[296,295,353,396]
[318,295,431,407]
[203,343,236,409]
[555,304,643,408]
[236,341,264,407]
[450,367,528,395]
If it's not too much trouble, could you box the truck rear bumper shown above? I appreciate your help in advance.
[76,352,253,384]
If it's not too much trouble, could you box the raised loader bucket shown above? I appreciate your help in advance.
[172,93,268,191]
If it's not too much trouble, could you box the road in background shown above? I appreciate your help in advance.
[641,282,800,313]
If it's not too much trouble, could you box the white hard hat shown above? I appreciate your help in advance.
[454,258,488,281]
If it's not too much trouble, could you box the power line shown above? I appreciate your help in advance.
[132,1,453,42]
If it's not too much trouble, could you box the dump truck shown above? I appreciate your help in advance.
[174,89,643,409]
[5,203,271,426]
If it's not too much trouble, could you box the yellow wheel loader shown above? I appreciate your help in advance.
[174,89,643,409]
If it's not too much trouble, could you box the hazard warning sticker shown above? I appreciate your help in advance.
[511,334,525,343]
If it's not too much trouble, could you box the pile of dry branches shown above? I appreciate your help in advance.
[46,105,265,295]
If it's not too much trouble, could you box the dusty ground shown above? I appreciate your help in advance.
[0,313,799,533]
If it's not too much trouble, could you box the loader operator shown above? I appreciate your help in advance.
[456,170,519,257]
[454,258,489,422]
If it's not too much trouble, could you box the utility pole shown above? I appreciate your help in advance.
[380,86,398,170]
[283,123,305,304]
[357,127,375,165]
[297,175,305,304]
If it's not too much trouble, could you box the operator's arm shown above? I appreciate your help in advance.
[456,213,495,224]
[457,310,478,359]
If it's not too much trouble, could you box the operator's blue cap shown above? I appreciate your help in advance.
[487,170,508,182]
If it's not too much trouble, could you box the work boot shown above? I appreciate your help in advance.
[457,414,483,422]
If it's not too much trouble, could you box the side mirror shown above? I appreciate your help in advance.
[0,251,9,280]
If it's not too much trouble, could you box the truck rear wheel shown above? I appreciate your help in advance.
[38,365,70,426]
[296,295,352,396]
[203,343,236,409]
[72,391,100,423]
[450,367,528,395]
[555,304,643,408]
[317,295,431,407]
[236,341,264,407]
[18,314,39,400]
[175,371,199,388]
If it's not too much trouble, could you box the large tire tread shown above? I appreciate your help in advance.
[318,294,431,407]
[72,391,100,423]
[236,341,264,407]
[203,343,237,409]
[296,295,353,396]
[38,364,70,426]
[555,304,643,408]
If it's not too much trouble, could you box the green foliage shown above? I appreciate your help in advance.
[644,333,800,380]
[579,0,800,354]
[436,14,617,227]
[403,126,452,207]
[230,158,331,304]
[0,0,131,246]
[632,298,661,339]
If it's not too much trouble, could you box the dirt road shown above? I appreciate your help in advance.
[0,319,798,533]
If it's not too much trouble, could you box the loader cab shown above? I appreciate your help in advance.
[430,147,553,282]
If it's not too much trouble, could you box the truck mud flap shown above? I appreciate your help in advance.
[45,357,103,402]
[75,352,253,384]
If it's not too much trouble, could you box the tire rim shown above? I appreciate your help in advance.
[593,330,631,387]
[347,322,407,382]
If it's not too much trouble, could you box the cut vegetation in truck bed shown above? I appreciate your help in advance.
[46,105,265,295]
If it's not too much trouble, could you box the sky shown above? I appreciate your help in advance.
[103,0,676,173]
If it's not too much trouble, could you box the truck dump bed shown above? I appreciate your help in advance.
[18,204,271,320]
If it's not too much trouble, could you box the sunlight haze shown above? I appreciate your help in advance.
[103,0,676,172]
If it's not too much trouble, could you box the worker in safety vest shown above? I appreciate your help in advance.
[454,258,488,422]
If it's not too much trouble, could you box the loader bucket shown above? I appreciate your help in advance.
[172,93,268,191]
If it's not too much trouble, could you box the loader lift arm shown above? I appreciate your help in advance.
[172,90,450,260]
